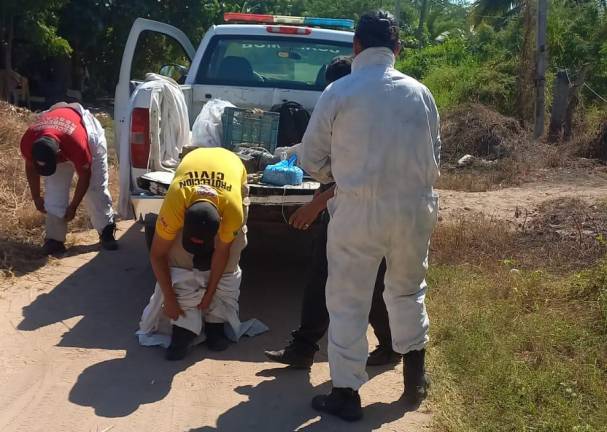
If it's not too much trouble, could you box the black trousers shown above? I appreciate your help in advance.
[292,212,392,354]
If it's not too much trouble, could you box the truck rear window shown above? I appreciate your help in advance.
[196,35,352,91]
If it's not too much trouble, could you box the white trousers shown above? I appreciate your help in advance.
[44,114,114,242]
[325,191,438,390]
[137,266,269,347]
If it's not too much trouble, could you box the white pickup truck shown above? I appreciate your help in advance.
[114,14,353,223]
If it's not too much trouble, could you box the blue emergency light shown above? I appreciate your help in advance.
[303,17,354,29]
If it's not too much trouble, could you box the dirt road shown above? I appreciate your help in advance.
[0,222,431,432]
[439,173,607,221]
[0,174,605,432]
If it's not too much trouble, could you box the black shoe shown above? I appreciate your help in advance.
[42,239,66,256]
[403,349,429,407]
[311,387,363,422]
[264,340,315,369]
[166,325,197,361]
[100,223,118,250]
[367,345,401,366]
[205,322,229,352]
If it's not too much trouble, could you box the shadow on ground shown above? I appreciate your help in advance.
[1,238,100,277]
[188,367,413,432]
[16,221,324,418]
[17,221,408,427]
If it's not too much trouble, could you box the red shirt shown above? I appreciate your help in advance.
[21,107,91,175]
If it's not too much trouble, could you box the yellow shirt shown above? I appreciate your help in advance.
[156,147,247,243]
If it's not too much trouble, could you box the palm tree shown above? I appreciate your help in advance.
[470,0,524,28]
[471,0,534,124]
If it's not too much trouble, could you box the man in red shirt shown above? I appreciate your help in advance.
[21,103,117,254]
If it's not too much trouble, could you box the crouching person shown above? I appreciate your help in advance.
[140,147,255,361]
[21,103,117,254]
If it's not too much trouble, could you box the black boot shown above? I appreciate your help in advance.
[42,239,66,256]
[311,387,363,422]
[205,322,229,351]
[367,344,401,366]
[166,325,197,361]
[100,223,118,250]
[403,349,429,407]
[264,339,315,369]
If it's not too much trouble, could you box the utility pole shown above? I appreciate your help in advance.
[395,0,401,25]
[534,0,548,139]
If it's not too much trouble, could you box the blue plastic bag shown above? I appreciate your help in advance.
[261,155,304,186]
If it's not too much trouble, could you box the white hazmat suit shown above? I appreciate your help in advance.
[300,47,441,390]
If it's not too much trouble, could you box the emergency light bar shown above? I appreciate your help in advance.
[223,13,354,30]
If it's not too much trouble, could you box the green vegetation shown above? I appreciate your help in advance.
[3,1,604,140]
[1,1,606,429]
[427,262,607,431]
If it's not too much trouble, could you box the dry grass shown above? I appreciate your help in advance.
[0,102,119,278]
[432,198,607,273]
[437,104,601,192]
[428,199,607,431]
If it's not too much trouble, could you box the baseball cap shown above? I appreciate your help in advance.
[182,201,220,258]
[31,136,59,176]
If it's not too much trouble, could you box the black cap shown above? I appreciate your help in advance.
[182,201,220,258]
[325,56,352,84]
[32,136,59,176]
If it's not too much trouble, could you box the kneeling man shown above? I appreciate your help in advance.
[141,147,256,360]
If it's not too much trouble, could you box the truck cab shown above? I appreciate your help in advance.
[114,14,353,221]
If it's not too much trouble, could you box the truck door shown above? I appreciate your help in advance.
[113,18,195,159]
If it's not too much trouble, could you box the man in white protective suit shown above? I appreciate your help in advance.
[141,147,260,361]
[20,103,118,255]
[299,10,441,421]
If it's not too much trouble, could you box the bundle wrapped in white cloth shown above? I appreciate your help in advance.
[136,267,268,348]
[118,73,190,218]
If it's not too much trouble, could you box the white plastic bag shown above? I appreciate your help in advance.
[191,99,236,148]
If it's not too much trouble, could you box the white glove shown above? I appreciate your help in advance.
[273,143,301,159]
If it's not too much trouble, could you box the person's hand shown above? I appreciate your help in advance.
[273,145,299,159]
[198,290,215,310]
[33,197,46,214]
[289,202,321,230]
[162,296,185,321]
[64,205,77,221]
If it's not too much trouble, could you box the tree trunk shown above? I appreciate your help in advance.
[533,0,547,140]
[564,67,589,141]
[416,0,429,49]
[516,1,535,126]
[548,69,570,142]
[1,13,14,71]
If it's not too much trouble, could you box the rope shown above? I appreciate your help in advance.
[281,185,289,225]
[583,83,607,104]
[560,69,606,103]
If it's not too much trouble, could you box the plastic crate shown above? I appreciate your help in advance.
[222,107,279,153]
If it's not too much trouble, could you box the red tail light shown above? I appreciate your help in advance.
[130,108,150,169]
[266,26,311,35]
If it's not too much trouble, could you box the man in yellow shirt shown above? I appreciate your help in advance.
[149,147,247,360]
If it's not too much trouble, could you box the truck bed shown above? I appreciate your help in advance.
[131,171,320,221]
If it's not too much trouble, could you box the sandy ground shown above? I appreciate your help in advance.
[439,171,607,221]
[0,172,606,432]
[0,222,431,432]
